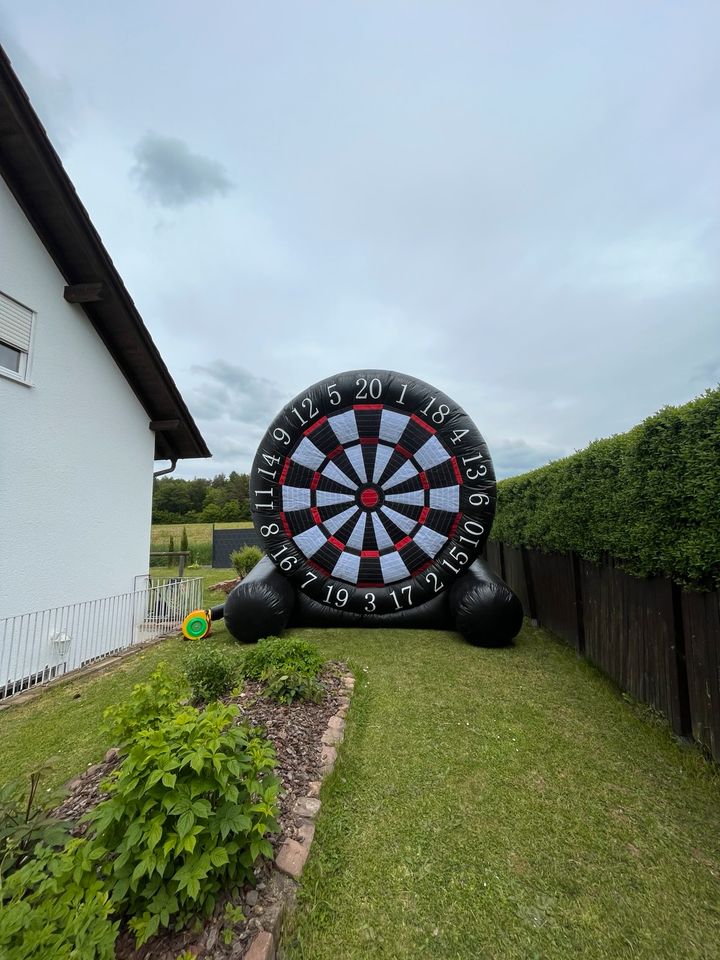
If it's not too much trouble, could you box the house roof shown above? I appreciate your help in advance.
[0,46,211,462]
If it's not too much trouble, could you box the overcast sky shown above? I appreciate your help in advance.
[2,2,718,479]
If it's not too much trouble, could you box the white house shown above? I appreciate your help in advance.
[0,48,210,687]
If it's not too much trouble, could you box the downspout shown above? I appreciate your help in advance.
[153,458,177,478]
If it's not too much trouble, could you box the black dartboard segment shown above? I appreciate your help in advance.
[250,370,496,615]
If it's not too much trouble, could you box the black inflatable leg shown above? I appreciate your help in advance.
[223,557,296,643]
[449,559,524,646]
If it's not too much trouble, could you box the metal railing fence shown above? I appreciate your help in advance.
[0,576,203,701]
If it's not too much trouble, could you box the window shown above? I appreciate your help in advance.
[0,291,34,383]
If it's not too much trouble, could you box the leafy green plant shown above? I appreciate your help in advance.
[243,636,327,704]
[230,545,263,578]
[87,701,279,945]
[224,902,245,923]
[103,663,185,748]
[265,671,323,705]
[221,902,246,945]
[0,839,118,959]
[183,646,242,704]
[243,636,325,682]
[190,542,212,565]
[0,770,69,875]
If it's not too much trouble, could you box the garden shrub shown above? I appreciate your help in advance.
[87,701,279,945]
[0,839,118,959]
[184,646,242,704]
[0,770,69,874]
[189,542,212,565]
[264,670,323,705]
[243,635,325,681]
[103,664,185,747]
[230,545,263,578]
[243,636,326,703]
[491,387,720,590]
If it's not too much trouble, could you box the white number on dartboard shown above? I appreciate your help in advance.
[355,377,382,400]
[389,585,413,609]
[462,452,487,481]
[301,570,318,589]
[324,584,349,607]
[364,592,376,612]
[457,518,485,549]
[327,382,341,405]
[419,396,450,423]
[424,571,444,593]
[253,489,274,511]
[441,543,469,575]
[291,396,319,427]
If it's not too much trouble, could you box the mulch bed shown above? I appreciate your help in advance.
[52,663,350,960]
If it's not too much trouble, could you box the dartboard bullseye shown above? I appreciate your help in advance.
[250,370,496,615]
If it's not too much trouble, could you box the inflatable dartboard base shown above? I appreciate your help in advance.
[210,368,524,646]
[218,556,523,646]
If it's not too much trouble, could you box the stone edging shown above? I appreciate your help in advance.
[243,671,355,960]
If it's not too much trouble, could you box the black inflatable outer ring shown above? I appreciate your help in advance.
[250,369,496,616]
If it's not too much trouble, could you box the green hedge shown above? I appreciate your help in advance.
[491,387,720,590]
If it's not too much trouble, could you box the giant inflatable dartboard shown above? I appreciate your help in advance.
[250,370,496,616]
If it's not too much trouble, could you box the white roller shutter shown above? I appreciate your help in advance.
[0,292,33,352]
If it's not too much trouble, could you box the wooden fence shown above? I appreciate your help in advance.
[485,542,720,764]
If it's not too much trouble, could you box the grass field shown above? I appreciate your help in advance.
[151,522,254,566]
[150,521,253,549]
[0,609,717,959]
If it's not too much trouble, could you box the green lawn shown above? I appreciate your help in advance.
[284,627,720,960]
[0,605,717,959]
[0,568,238,791]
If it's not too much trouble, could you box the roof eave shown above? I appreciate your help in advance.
[0,46,211,462]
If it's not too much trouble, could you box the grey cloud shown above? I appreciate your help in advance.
[691,358,720,385]
[131,133,232,207]
[491,439,568,480]
[186,362,285,428]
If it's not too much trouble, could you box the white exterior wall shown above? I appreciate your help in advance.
[0,176,155,619]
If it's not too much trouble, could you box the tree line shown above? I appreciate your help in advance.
[153,473,251,523]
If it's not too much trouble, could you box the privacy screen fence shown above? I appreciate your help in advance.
[212,528,263,568]
[489,387,720,762]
